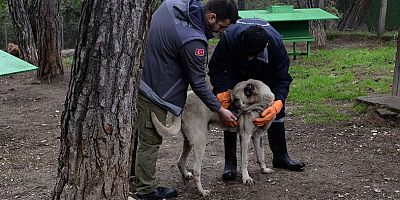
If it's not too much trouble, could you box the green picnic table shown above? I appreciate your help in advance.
[239,5,338,59]
[0,49,37,76]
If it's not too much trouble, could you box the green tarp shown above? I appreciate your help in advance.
[0,49,37,76]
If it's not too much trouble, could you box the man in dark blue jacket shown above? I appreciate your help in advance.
[135,0,238,199]
[209,18,305,181]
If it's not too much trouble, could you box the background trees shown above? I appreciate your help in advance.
[296,0,327,46]
[337,0,372,31]
[7,0,63,81]
[51,0,156,199]
[2,1,399,53]
[60,0,83,49]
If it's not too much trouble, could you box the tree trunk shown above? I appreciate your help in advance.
[310,19,326,47]
[337,0,371,31]
[238,0,245,10]
[7,0,38,65]
[392,29,400,96]
[377,0,387,37]
[36,0,64,81]
[52,0,156,199]
[297,0,326,46]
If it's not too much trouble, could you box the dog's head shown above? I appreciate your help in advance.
[7,43,20,57]
[230,79,275,117]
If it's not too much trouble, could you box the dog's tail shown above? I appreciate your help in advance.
[151,112,181,138]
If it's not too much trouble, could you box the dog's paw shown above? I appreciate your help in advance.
[201,189,211,197]
[242,177,254,185]
[262,167,274,174]
[183,171,193,180]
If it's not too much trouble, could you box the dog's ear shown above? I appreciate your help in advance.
[244,83,255,97]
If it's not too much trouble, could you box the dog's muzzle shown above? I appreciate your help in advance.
[231,98,243,117]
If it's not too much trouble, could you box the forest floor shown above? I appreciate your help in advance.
[0,36,399,200]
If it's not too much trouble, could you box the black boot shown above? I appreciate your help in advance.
[268,122,305,171]
[222,131,237,181]
[136,186,177,200]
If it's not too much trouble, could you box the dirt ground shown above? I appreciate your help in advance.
[1,38,399,200]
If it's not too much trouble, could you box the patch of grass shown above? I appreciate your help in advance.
[62,56,74,68]
[351,103,368,113]
[327,30,398,41]
[289,43,396,124]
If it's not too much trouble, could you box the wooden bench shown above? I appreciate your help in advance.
[283,36,315,60]
[269,20,315,60]
[239,5,338,60]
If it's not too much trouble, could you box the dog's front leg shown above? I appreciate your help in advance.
[253,134,273,174]
[240,132,254,185]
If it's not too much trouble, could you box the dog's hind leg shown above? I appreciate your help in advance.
[253,134,273,174]
[240,132,254,185]
[192,142,210,196]
[178,137,193,180]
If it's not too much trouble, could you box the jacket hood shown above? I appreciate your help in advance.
[173,0,214,39]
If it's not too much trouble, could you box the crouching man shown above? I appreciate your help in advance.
[208,18,306,181]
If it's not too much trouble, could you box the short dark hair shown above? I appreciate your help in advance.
[241,25,269,57]
[204,0,239,23]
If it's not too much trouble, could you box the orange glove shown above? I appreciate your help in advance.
[217,91,237,127]
[253,100,283,127]
[216,91,231,109]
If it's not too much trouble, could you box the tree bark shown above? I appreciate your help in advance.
[337,0,371,31]
[7,0,38,65]
[52,0,156,199]
[392,29,400,96]
[36,0,64,81]
[296,0,326,47]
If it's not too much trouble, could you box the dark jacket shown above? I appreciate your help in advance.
[208,18,292,119]
[140,0,221,116]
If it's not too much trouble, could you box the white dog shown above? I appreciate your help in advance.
[151,79,275,196]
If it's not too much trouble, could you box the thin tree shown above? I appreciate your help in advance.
[337,0,371,31]
[377,0,387,37]
[392,29,400,96]
[238,0,245,10]
[296,0,326,46]
[52,0,156,199]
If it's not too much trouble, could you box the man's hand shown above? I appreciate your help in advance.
[253,100,283,127]
[218,107,238,127]
[216,91,231,109]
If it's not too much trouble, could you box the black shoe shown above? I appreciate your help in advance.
[273,158,305,171]
[222,131,237,181]
[136,186,177,200]
[222,162,237,181]
[268,122,305,172]
[222,171,237,181]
